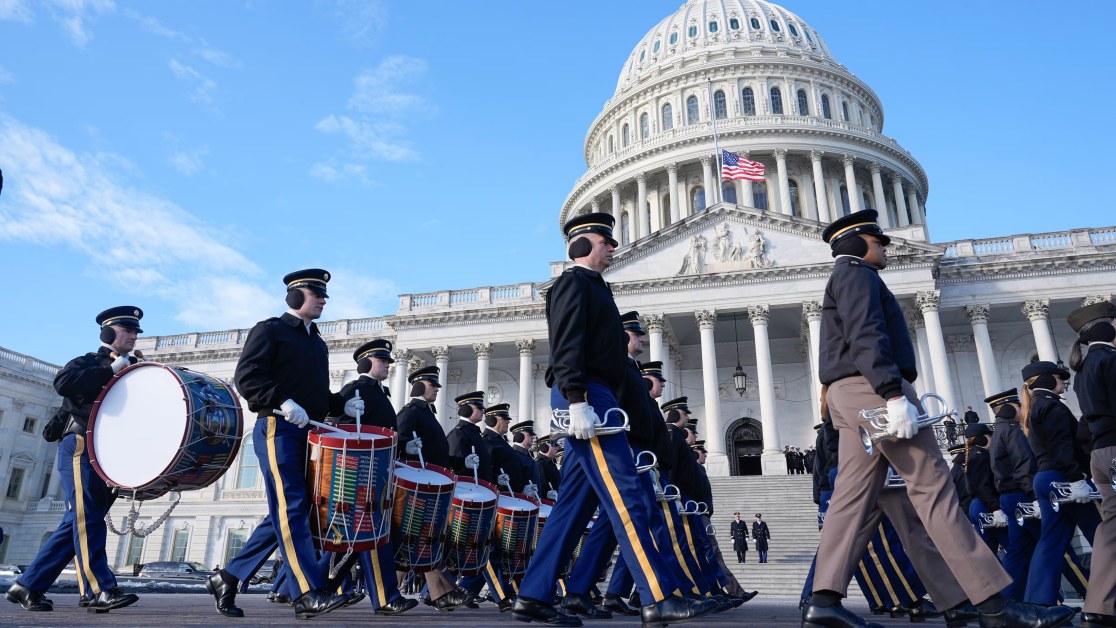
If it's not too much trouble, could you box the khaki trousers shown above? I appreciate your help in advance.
[1085,445,1116,615]
[812,376,1011,604]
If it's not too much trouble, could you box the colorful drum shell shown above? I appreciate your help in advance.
[494,493,539,578]
[88,362,243,502]
[391,461,456,572]
[307,424,396,553]
[565,516,596,579]
[534,499,554,549]
[445,477,498,576]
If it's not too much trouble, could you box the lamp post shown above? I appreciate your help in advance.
[733,313,748,396]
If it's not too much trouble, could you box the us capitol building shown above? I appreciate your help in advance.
[2,0,1114,572]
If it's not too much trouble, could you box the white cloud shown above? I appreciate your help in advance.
[46,0,115,47]
[0,0,32,22]
[320,269,398,321]
[193,42,240,69]
[348,55,429,115]
[314,114,417,162]
[325,0,387,47]
[169,58,217,104]
[168,145,208,176]
[0,63,13,84]
[126,9,190,42]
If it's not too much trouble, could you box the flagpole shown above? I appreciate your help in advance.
[707,78,723,205]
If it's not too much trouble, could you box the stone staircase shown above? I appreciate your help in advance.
[707,474,818,599]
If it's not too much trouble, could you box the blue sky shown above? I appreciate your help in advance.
[1,0,1113,364]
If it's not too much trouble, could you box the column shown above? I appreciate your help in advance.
[803,301,823,423]
[669,348,683,402]
[636,172,649,239]
[916,290,957,411]
[908,309,935,398]
[810,151,830,223]
[1023,300,1057,363]
[678,175,690,219]
[695,309,727,476]
[590,198,600,213]
[827,168,843,217]
[473,342,492,396]
[667,163,681,224]
[47,452,63,498]
[906,186,921,225]
[890,173,909,227]
[964,305,1001,399]
[869,162,889,227]
[516,340,535,423]
[432,345,452,421]
[644,313,665,364]
[700,156,714,210]
[774,148,792,216]
[748,305,784,474]
[390,349,412,412]
[842,155,860,214]
[738,151,755,208]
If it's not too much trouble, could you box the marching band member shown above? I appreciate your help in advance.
[962,423,1009,554]
[209,269,362,619]
[511,213,716,627]
[482,404,518,490]
[1067,300,1116,628]
[6,307,144,613]
[510,421,543,495]
[535,436,561,500]
[806,210,1070,628]
[1020,360,1100,606]
[986,388,1039,601]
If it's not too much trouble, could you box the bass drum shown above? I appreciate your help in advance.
[87,362,243,501]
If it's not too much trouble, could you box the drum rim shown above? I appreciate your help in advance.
[309,424,397,449]
[86,361,244,496]
[392,460,456,492]
[451,477,499,507]
[495,492,541,515]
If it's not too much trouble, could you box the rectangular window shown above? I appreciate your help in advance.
[224,529,248,567]
[5,468,24,499]
[40,469,51,499]
[170,528,189,562]
[236,435,259,489]
[126,535,145,566]
[22,416,36,433]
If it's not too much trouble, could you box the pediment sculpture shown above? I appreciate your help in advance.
[677,222,776,276]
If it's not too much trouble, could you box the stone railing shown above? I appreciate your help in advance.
[398,283,540,313]
[148,317,393,352]
[0,346,60,377]
[941,227,1114,259]
[26,498,67,512]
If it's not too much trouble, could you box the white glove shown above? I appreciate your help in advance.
[567,402,599,440]
[885,397,919,440]
[547,490,558,501]
[405,438,422,455]
[1069,479,1093,503]
[344,396,365,418]
[464,453,480,470]
[497,472,511,489]
[1032,500,1043,518]
[279,399,309,428]
[524,482,539,499]
[110,355,130,373]
[992,510,1008,527]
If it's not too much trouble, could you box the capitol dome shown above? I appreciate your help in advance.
[560,0,929,247]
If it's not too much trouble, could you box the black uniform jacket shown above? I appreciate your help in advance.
[949,453,972,513]
[545,266,627,402]
[818,256,917,401]
[695,463,714,516]
[511,444,542,493]
[536,455,561,494]
[752,520,771,541]
[397,398,450,469]
[234,313,344,420]
[963,446,999,511]
[55,346,139,430]
[616,357,672,467]
[331,375,396,430]
[812,419,839,505]
[483,428,518,489]
[667,424,700,500]
[730,519,749,551]
[447,419,494,484]
[1075,343,1116,449]
[990,418,1037,497]
[1027,390,1088,480]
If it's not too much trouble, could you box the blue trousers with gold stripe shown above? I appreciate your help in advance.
[680,513,728,590]
[19,434,117,596]
[999,491,1039,600]
[661,490,711,595]
[459,557,513,603]
[226,417,325,597]
[518,382,676,605]
[1025,470,1101,605]
[968,497,1009,554]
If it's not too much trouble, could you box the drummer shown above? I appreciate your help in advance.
[509,421,543,496]
[6,307,144,613]
[207,269,363,620]
[534,436,561,501]
[483,404,519,490]
[447,391,493,484]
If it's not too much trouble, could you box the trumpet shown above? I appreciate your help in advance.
[550,407,630,440]
[1015,502,1041,526]
[679,500,708,516]
[634,450,658,474]
[858,392,957,455]
[1111,458,1116,491]
[1050,482,1101,511]
[817,511,825,530]
[658,483,682,503]
[978,512,1007,530]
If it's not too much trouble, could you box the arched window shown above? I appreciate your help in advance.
[693,187,706,212]
[661,103,673,130]
[236,434,259,489]
[608,135,614,153]
[770,87,783,115]
[661,193,672,226]
[788,179,800,216]
[840,186,851,215]
[821,94,832,119]
[722,182,737,204]
[770,19,781,32]
[729,18,740,30]
[796,89,809,116]
[713,90,727,120]
[709,21,718,33]
[841,101,850,122]
[620,211,631,246]
[750,17,761,30]
[639,49,646,63]
[653,39,661,54]
[688,25,698,38]
[686,95,699,124]
[639,112,649,140]
[788,23,799,37]
[622,123,630,147]
[670,31,678,45]
[753,180,768,210]
[741,87,756,116]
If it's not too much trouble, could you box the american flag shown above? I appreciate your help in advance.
[721,150,765,182]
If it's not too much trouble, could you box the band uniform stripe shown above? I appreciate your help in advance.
[1063,552,1088,589]
[661,501,700,594]
[589,438,664,601]
[370,545,388,607]
[72,436,102,595]
[857,560,884,606]
[864,540,899,606]
[827,221,875,241]
[876,524,916,600]
[266,417,311,593]
[485,562,506,600]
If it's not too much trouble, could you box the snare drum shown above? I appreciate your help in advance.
[391,462,456,572]
[307,425,396,553]
[494,493,539,578]
[445,478,498,576]
[88,362,243,501]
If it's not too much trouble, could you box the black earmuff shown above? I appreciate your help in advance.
[538,442,550,454]
[357,358,372,374]
[667,409,680,423]
[513,431,527,444]
[409,381,425,398]
[99,326,116,344]
[457,405,472,418]
[484,415,498,427]
[567,237,593,260]
[644,378,654,391]
[286,288,305,309]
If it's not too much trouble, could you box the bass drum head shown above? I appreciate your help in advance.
[91,364,188,489]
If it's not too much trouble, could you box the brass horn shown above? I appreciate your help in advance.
[549,407,631,440]
[859,392,956,455]
[1015,502,1041,526]
[1049,482,1101,512]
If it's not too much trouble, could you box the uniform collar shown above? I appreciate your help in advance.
[1033,389,1061,399]
[834,254,880,271]
[280,311,316,334]
[569,264,602,278]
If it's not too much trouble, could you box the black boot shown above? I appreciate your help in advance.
[5,582,52,612]
[1082,613,1116,627]
[293,589,346,620]
[561,592,611,619]
[375,596,418,615]
[432,587,471,612]
[511,596,583,626]
[206,571,244,617]
[87,587,139,613]
[641,595,718,628]
[601,592,639,616]
[977,601,1074,628]
[802,601,886,627]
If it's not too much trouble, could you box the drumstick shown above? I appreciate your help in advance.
[353,390,362,441]
[308,420,347,434]
[471,446,478,485]
[413,431,425,468]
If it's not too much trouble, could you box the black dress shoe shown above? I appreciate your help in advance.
[736,591,759,605]
[5,582,52,611]
[375,596,418,615]
[977,601,1074,628]
[206,572,244,617]
[802,602,886,627]
[496,596,515,612]
[87,587,139,613]
[641,595,718,628]
[293,590,346,620]
[267,590,292,605]
[944,603,979,628]
[561,592,612,619]
[709,594,734,613]
[1082,613,1116,627]
[512,596,583,626]
[342,590,366,607]
[432,587,471,612]
[602,593,639,616]
[78,595,92,608]
[629,591,641,608]
[908,598,942,622]
[889,603,911,618]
